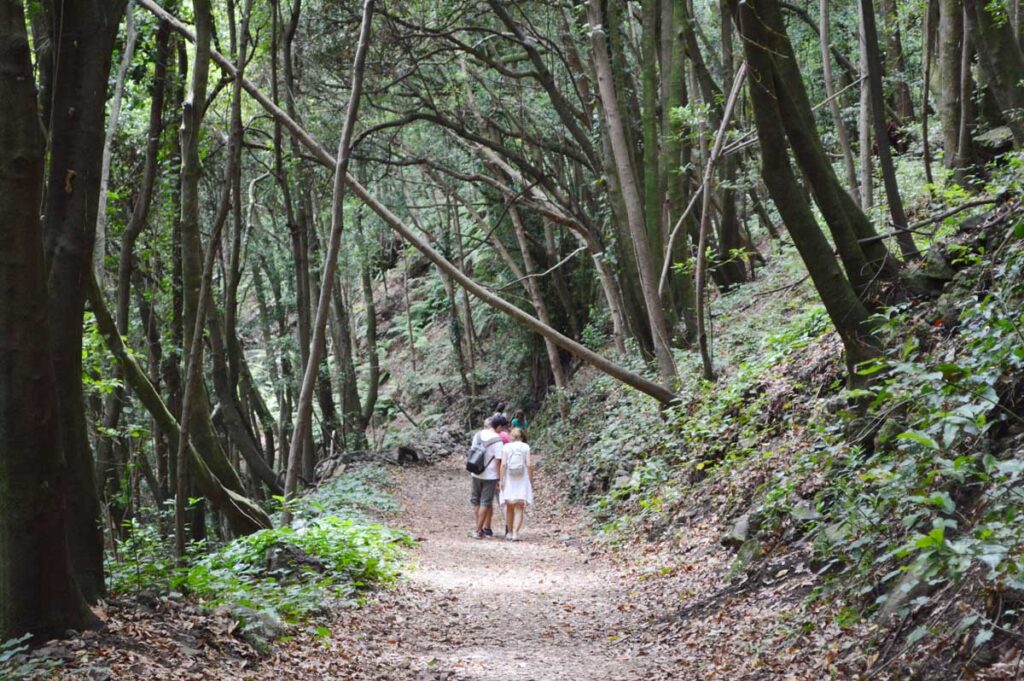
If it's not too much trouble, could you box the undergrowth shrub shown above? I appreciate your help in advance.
[763,204,1024,646]
[106,466,409,629]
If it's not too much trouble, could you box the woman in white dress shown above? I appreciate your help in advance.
[498,428,533,541]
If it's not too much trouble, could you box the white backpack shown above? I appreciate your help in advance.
[506,446,527,477]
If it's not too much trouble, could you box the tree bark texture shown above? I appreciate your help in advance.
[41,0,128,604]
[965,0,1024,146]
[0,0,95,639]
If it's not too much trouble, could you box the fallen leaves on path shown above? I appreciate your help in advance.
[50,456,890,680]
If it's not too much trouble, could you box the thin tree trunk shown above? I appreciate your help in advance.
[510,207,570,416]
[859,18,875,209]
[96,10,171,536]
[696,65,747,381]
[860,0,921,260]
[820,0,861,202]
[359,265,381,430]
[923,0,937,184]
[96,2,138,282]
[587,0,678,386]
[176,0,248,555]
[879,0,915,120]
[282,0,375,524]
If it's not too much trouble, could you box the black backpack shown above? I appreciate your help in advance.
[466,435,502,474]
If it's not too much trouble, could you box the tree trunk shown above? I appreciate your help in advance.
[95,2,138,283]
[879,0,915,120]
[0,0,95,639]
[938,0,973,171]
[96,9,171,539]
[510,207,570,416]
[759,0,900,292]
[359,264,381,431]
[663,0,698,341]
[965,0,1024,146]
[41,0,128,604]
[859,18,875,209]
[282,0,375,524]
[587,0,678,386]
[736,0,880,376]
[177,0,248,552]
[860,0,920,260]
[923,0,938,184]
[820,0,861,203]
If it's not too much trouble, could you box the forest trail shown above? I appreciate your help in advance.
[335,455,661,680]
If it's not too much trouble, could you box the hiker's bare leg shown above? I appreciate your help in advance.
[514,504,525,533]
[506,504,515,535]
[474,505,486,532]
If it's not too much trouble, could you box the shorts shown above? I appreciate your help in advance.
[470,478,498,507]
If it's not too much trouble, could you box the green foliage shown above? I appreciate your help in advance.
[177,517,409,622]
[763,208,1024,622]
[107,467,409,633]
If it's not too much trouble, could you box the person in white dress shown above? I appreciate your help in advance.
[497,428,533,541]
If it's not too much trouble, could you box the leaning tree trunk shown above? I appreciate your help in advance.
[759,0,900,293]
[41,0,128,604]
[0,0,95,640]
[736,0,880,376]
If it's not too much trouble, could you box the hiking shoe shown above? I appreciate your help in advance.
[469,529,483,539]
[483,528,494,537]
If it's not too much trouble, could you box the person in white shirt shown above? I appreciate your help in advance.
[468,416,507,539]
[498,427,533,541]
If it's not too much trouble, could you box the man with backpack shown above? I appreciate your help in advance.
[466,415,507,539]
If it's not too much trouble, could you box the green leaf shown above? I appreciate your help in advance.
[907,625,929,644]
[974,629,994,648]
[897,430,940,450]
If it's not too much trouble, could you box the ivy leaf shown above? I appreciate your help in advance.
[974,629,994,649]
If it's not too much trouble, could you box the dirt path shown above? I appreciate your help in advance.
[334,456,663,680]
